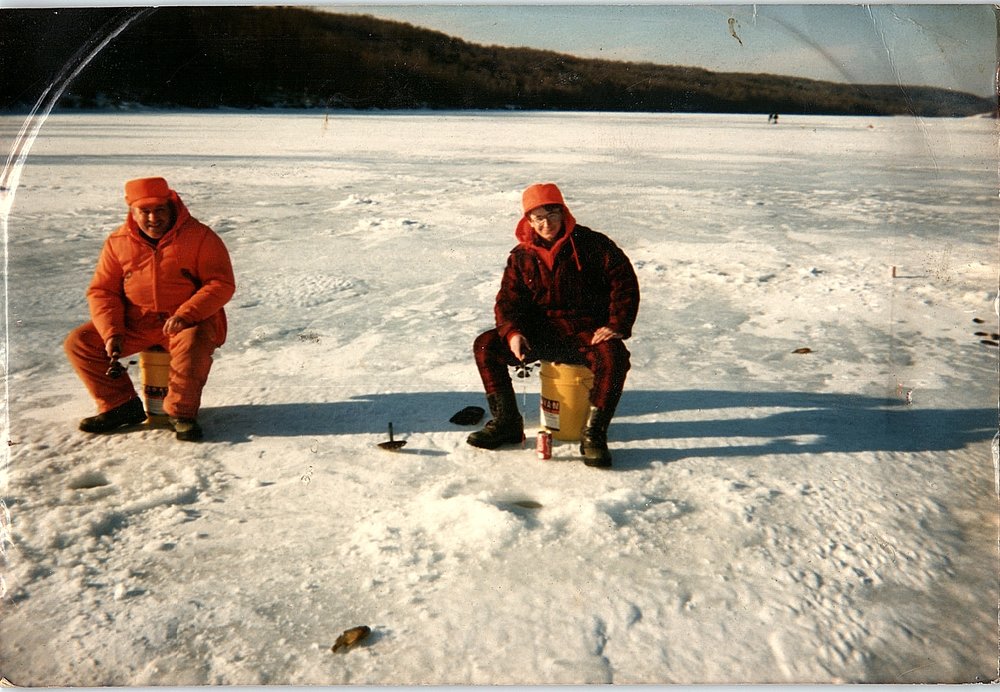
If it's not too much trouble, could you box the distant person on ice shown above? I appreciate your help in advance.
[64,177,236,442]
[468,183,640,467]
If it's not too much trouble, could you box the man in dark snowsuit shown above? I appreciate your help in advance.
[469,183,640,467]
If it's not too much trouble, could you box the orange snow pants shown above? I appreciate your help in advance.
[64,319,219,419]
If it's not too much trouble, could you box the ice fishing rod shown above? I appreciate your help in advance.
[514,358,536,409]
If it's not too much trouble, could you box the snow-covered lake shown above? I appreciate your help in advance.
[1,111,997,684]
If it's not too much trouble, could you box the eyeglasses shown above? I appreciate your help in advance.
[527,210,562,225]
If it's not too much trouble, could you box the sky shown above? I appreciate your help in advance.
[319,3,997,98]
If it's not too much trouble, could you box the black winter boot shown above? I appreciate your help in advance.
[580,405,615,468]
[467,391,524,450]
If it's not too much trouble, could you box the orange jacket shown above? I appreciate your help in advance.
[87,190,236,346]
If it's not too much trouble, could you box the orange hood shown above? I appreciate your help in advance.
[515,182,577,244]
[125,189,190,239]
[515,183,580,271]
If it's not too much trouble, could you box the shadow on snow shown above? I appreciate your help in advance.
[206,389,996,470]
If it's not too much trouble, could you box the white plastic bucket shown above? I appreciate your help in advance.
[139,348,170,420]
[539,361,594,441]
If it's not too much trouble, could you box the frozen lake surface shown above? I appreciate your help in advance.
[0,111,997,684]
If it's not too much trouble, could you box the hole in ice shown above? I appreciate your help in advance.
[68,470,110,490]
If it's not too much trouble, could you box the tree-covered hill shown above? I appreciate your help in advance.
[1,6,994,116]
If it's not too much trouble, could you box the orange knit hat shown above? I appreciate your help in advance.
[521,182,566,214]
[124,177,171,207]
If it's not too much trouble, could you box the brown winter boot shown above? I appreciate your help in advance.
[580,405,615,468]
[467,390,524,450]
[78,397,147,434]
[169,417,204,442]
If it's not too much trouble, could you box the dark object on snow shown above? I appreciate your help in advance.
[377,422,406,451]
[792,347,813,354]
[449,406,485,426]
[332,625,371,653]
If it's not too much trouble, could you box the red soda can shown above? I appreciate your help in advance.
[536,430,552,460]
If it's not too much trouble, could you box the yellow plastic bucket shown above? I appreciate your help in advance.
[539,361,594,441]
[139,348,171,421]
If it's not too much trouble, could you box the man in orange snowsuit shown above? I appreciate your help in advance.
[65,177,236,441]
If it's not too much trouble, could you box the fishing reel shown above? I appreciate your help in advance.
[514,361,536,379]
[106,353,126,379]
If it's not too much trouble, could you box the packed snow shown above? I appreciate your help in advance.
[0,110,997,685]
